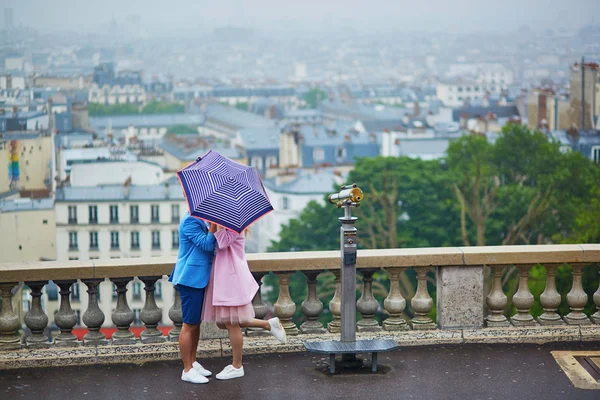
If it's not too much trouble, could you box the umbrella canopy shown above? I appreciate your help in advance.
[177,150,273,233]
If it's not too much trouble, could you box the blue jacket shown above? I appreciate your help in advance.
[169,213,216,289]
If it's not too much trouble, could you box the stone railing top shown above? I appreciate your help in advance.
[0,244,598,283]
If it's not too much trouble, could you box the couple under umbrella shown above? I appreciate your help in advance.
[169,150,287,384]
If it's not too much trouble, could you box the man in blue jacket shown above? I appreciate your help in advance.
[169,212,217,384]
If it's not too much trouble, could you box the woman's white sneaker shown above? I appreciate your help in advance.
[181,368,209,384]
[216,365,244,380]
[193,361,212,377]
[268,317,287,344]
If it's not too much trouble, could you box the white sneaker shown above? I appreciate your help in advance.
[216,365,244,380]
[181,368,209,384]
[193,361,212,377]
[268,317,287,344]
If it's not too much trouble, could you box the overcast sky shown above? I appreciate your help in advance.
[4,0,598,34]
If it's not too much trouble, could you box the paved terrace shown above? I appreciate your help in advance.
[1,245,600,398]
[1,343,600,399]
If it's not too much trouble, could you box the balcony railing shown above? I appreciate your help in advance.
[0,244,598,370]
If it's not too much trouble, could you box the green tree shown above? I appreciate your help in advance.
[141,101,185,114]
[166,125,197,135]
[303,89,327,109]
[87,103,139,116]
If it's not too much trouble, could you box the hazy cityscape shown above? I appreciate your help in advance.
[0,2,600,395]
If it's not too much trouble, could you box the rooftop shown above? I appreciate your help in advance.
[56,183,184,202]
[89,113,205,131]
[205,103,276,130]
[238,126,281,151]
[0,197,54,212]
[264,170,343,194]
[158,134,241,161]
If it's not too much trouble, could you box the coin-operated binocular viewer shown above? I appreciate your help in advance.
[304,183,397,374]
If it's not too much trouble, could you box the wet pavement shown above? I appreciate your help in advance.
[1,342,599,400]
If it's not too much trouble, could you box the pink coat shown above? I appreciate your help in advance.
[211,229,259,307]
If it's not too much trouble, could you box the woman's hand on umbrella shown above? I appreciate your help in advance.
[208,223,218,233]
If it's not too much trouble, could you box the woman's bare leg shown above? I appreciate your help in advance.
[239,319,270,330]
[226,323,244,369]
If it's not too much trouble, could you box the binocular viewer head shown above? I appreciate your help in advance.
[328,183,364,208]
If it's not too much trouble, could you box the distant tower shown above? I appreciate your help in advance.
[4,8,14,31]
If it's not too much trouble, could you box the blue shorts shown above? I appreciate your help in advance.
[177,285,205,325]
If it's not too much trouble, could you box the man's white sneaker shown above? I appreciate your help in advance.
[216,365,244,380]
[193,361,212,377]
[181,368,209,384]
[268,317,287,344]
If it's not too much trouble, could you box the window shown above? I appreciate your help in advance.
[171,204,180,223]
[68,206,77,224]
[151,205,160,223]
[46,284,59,301]
[71,283,80,302]
[133,309,141,325]
[133,282,142,300]
[69,257,79,260]
[592,146,600,163]
[313,147,325,162]
[172,230,179,249]
[97,287,101,302]
[131,231,140,250]
[152,230,161,249]
[89,231,98,250]
[282,196,290,210]
[76,310,81,326]
[109,205,119,224]
[88,205,98,224]
[155,282,162,300]
[335,146,347,161]
[112,284,117,301]
[110,231,120,250]
[68,232,78,250]
[130,205,139,224]
[457,86,463,92]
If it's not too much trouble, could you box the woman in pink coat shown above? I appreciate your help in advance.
[202,225,287,381]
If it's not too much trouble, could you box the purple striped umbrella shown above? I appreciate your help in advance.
[177,150,273,233]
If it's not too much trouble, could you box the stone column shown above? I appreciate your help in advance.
[82,279,108,345]
[356,269,382,332]
[383,267,409,331]
[592,269,600,324]
[411,267,435,329]
[510,265,538,326]
[485,266,510,327]
[110,277,136,345]
[168,285,183,341]
[538,264,565,326]
[437,266,484,329]
[246,272,269,337]
[564,264,592,325]
[0,283,21,348]
[327,270,341,333]
[300,271,326,334]
[54,280,79,346]
[24,281,50,347]
[274,272,298,335]
[139,276,166,343]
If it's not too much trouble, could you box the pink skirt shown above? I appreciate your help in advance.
[201,269,255,324]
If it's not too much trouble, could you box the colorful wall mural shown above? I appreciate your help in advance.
[8,140,19,189]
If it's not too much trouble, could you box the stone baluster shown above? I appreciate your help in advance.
[24,281,50,347]
[0,283,21,348]
[357,269,382,332]
[139,276,166,343]
[327,270,341,333]
[592,269,600,324]
[54,280,79,346]
[82,279,108,345]
[274,272,298,335]
[564,264,592,325]
[383,267,409,331]
[411,267,435,329]
[538,264,565,325]
[300,271,326,334]
[510,265,538,326]
[110,277,136,345]
[168,285,183,341]
[485,266,510,327]
[247,272,269,337]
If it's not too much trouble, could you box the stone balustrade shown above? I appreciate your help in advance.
[0,244,598,368]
